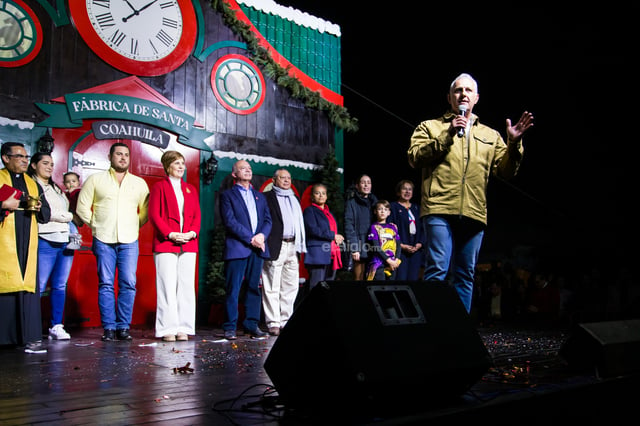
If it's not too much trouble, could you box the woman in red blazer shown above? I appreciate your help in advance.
[149,151,201,342]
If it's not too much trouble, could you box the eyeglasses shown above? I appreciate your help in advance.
[6,154,31,160]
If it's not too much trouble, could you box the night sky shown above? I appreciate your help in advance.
[277,2,637,267]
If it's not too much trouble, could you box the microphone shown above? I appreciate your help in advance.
[457,105,467,137]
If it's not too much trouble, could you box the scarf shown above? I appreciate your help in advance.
[315,203,342,271]
[273,186,306,253]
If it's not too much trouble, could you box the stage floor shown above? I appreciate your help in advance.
[0,322,636,425]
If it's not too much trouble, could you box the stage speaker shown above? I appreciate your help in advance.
[559,319,640,378]
[264,280,492,414]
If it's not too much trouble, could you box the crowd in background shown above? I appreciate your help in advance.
[472,261,640,328]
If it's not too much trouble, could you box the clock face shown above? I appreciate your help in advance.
[0,0,43,67]
[70,0,197,76]
[211,54,266,115]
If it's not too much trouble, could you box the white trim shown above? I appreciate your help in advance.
[0,116,35,130]
[238,0,341,37]
[213,150,344,174]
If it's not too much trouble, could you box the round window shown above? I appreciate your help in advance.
[211,54,265,115]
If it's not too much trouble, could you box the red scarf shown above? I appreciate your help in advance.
[313,203,342,270]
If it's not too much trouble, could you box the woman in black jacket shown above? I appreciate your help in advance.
[344,174,377,281]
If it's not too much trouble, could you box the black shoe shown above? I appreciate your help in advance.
[102,329,115,341]
[116,329,132,341]
[244,327,268,339]
[224,330,237,340]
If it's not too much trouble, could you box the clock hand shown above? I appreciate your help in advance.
[136,0,159,14]
[122,0,158,22]
[122,11,138,22]
[122,0,137,13]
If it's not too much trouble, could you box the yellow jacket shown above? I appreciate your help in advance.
[408,112,523,225]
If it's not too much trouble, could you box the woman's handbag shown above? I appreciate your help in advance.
[340,242,353,272]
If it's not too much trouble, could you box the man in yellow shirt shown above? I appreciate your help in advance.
[77,143,149,341]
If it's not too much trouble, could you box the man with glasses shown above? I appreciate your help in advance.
[219,160,272,340]
[261,169,306,336]
[0,142,51,353]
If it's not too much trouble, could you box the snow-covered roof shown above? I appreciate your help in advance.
[0,116,34,130]
[214,149,344,174]
[238,0,341,37]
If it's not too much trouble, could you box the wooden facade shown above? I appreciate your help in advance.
[0,0,344,327]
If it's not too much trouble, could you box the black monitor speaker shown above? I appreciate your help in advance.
[263,280,492,415]
[560,319,640,378]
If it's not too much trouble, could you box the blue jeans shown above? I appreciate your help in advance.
[37,238,75,326]
[423,215,485,313]
[223,252,264,332]
[92,239,139,330]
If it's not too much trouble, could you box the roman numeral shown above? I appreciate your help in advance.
[92,0,111,9]
[149,39,158,54]
[130,38,139,56]
[162,18,178,29]
[110,30,126,47]
[155,29,173,46]
[159,1,175,9]
[95,12,115,29]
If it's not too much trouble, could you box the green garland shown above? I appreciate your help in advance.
[212,0,359,132]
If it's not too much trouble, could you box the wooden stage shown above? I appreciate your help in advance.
[1,319,637,425]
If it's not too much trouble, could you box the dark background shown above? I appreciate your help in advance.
[278,2,637,269]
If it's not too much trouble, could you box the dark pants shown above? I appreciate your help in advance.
[223,252,264,332]
[0,287,42,346]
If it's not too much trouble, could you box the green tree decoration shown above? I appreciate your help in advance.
[312,145,344,232]
[204,225,227,305]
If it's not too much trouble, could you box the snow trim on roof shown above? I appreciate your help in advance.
[0,117,35,130]
[238,0,341,37]
[214,150,344,174]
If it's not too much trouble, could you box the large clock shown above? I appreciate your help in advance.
[0,0,43,67]
[69,0,197,76]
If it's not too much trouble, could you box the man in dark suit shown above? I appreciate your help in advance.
[219,160,272,340]
[261,169,306,336]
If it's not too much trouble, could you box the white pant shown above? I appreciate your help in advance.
[261,241,299,328]
[154,252,197,337]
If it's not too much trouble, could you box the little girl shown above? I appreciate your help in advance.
[63,172,83,249]
[365,200,401,280]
